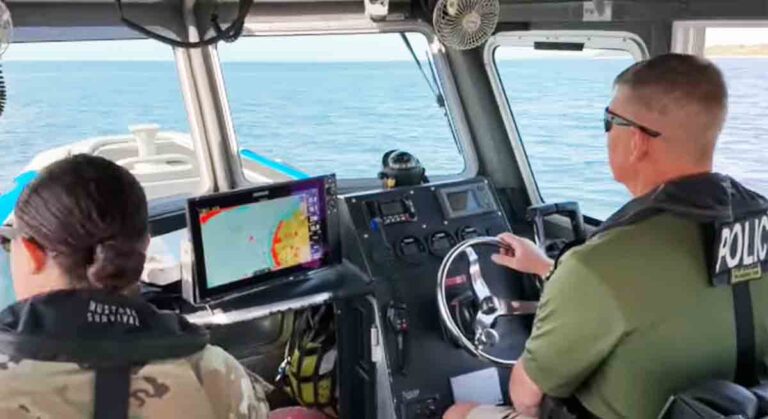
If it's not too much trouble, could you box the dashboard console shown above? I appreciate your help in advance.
[166,175,534,419]
[341,177,537,418]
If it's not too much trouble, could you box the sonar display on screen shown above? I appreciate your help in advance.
[198,190,324,288]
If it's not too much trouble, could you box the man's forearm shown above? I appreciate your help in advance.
[510,359,545,416]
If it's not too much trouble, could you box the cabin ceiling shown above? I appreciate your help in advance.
[4,0,768,42]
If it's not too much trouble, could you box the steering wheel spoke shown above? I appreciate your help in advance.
[497,299,538,316]
[471,297,537,350]
[465,247,493,301]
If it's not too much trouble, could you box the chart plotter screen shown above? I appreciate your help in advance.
[187,176,335,301]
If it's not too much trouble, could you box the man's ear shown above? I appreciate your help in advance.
[629,128,650,163]
[20,238,47,274]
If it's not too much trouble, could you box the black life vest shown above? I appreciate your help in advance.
[0,289,209,419]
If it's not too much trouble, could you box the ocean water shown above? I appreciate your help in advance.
[0,58,765,219]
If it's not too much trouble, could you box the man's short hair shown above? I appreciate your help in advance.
[614,53,728,121]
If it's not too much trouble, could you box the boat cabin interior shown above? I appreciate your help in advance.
[1,0,767,417]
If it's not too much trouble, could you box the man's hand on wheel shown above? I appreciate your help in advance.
[491,233,554,278]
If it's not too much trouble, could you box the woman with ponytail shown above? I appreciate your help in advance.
[0,154,269,419]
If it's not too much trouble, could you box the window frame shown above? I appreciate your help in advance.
[672,20,768,55]
[212,21,479,191]
[483,30,649,210]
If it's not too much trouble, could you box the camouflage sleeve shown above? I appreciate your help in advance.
[189,345,270,419]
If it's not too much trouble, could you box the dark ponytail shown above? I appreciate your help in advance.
[14,154,149,292]
[86,240,146,291]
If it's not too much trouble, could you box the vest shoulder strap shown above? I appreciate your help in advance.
[733,282,759,387]
[93,365,131,419]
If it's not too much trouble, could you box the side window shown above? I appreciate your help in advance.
[217,33,465,181]
[493,44,635,219]
[704,27,768,195]
[0,40,196,200]
[0,40,194,299]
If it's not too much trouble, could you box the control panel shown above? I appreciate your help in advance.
[344,178,508,266]
[376,197,417,225]
[341,177,531,419]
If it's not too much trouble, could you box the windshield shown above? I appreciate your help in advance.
[216,32,465,181]
[493,46,635,219]
[494,34,768,220]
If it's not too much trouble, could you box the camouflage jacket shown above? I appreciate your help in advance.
[0,290,270,419]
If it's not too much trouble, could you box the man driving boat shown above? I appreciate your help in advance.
[446,53,768,418]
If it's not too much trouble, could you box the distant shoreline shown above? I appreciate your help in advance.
[705,44,768,57]
[709,55,768,59]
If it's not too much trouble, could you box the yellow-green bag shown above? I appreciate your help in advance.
[278,306,338,418]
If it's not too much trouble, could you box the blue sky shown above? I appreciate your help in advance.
[3,33,429,61]
[2,27,767,61]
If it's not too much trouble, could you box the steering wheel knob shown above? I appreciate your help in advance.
[475,327,499,349]
[479,297,498,315]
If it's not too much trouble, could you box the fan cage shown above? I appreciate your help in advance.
[433,0,500,50]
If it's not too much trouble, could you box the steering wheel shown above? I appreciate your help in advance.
[436,236,539,367]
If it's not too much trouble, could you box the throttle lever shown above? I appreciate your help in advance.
[387,301,409,374]
[526,201,587,249]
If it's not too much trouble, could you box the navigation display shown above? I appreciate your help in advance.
[187,176,336,302]
[199,193,323,286]
[447,190,481,213]
[436,183,497,220]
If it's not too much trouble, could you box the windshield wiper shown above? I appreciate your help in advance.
[399,33,446,109]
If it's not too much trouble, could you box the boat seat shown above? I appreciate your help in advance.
[141,178,201,201]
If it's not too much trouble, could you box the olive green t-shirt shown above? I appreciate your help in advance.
[520,213,768,418]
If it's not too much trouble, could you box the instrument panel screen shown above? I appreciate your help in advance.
[380,200,406,216]
[187,175,335,302]
[446,190,482,213]
[436,183,497,219]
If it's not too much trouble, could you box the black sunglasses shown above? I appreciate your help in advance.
[604,107,662,138]
[0,225,20,253]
